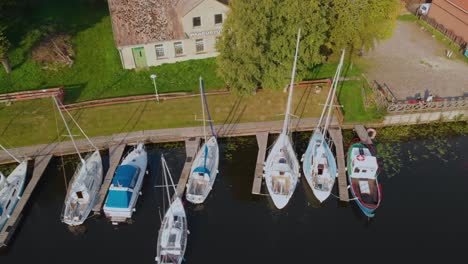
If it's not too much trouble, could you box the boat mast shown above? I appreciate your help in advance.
[61,102,98,151]
[0,144,21,163]
[161,155,173,205]
[53,96,84,164]
[321,49,345,144]
[282,27,302,136]
[199,77,207,143]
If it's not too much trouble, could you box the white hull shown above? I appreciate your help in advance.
[186,136,219,204]
[156,198,187,264]
[0,161,28,231]
[264,134,300,209]
[62,151,103,226]
[104,143,147,222]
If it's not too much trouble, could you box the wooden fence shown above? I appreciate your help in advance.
[0,87,64,104]
[419,15,467,49]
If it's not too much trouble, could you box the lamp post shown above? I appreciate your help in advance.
[150,74,159,103]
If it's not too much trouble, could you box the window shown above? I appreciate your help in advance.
[174,42,184,56]
[193,16,201,27]
[195,39,204,53]
[215,14,223,25]
[155,44,165,58]
[354,168,360,173]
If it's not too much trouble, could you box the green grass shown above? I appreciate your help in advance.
[0,85,330,147]
[337,80,385,122]
[0,1,224,103]
[397,14,418,22]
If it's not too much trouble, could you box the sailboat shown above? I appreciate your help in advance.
[263,28,301,209]
[0,145,27,231]
[53,97,103,226]
[347,142,382,217]
[302,49,345,203]
[156,155,188,264]
[185,77,219,204]
[103,143,147,224]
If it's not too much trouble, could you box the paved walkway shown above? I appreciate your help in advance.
[0,117,339,164]
[364,21,468,100]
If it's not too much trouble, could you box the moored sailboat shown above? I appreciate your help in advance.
[347,142,382,217]
[263,27,302,209]
[156,155,188,264]
[53,97,103,226]
[0,145,27,231]
[302,50,345,203]
[186,77,219,204]
[103,143,147,224]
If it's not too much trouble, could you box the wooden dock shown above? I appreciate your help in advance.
[328,128,350,202]
[175,137,201,197]
[0,154,53,248]
[252,132,268,195]
[92,144,126,213]
[354,125,373,145]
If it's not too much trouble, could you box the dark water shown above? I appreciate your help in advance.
[1,135,467,263]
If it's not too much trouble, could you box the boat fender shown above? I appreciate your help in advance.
[146,170,149,175]
[367,128,377,139]
[187,230,191,235]
[133,208,136,212]
[139,191,143,196]
[357,155,365,161]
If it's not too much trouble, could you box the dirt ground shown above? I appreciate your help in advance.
[364,21,468,100]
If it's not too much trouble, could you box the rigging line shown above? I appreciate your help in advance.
[163,155,178,194]
[52,97,68,192]
[60,101,97,151]
[321,49,346,146]
[282,26,302,137]
[53,96,84,163]
[0,144,20,163]
[199,77,207,144]
[201,79,216,138]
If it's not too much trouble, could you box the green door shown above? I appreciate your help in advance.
[132,47,147,68]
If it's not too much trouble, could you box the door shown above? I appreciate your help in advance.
[132,47,147,68]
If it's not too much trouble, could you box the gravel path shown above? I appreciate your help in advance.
[364,21,468,100]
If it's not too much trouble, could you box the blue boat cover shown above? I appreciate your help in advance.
[0,206,3,216]
[106,190,132,208]
[193,166,211,177]
[112,165,139,188]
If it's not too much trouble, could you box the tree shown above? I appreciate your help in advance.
[217,0,400,93]
[0,31,11,74]
[327,0,400,54]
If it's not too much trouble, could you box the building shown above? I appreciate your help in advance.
[427,0,468,42]
[108,0,229,69]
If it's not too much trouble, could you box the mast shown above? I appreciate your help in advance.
[322,49,345,137]
[61,102,98,151]
[282,27,302,136]
[161,155,172,205]
[53,96,84,163]
[0,144,21,163]
[199,77,207,143]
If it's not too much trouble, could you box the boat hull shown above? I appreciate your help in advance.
[62,151,103,226]
[0,161,28,231]
[302,131,337,203]
[104,143,148,223]
[264,133,300,209]
[347,143,382,217]
[186,136,219,204]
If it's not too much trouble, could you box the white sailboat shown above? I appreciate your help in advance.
[103,143,147,224]
[185,77,219,204]
[0,145,27,231]
[53,97,103,226]
[156,155,188,264]
[263,28,302,209]
[302,49,345,203]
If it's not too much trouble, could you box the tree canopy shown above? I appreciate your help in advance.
[217,0,400,93]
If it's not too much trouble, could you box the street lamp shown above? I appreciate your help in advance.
[150,74,159,103]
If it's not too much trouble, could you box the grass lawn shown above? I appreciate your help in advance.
[337,80,385,122]
[0,85,331,147]
[0,0,368,104]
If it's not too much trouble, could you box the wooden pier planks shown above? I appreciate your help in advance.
[0,154,53,248]
[252,132,268,195]
[354,125,373,145]
[328,128,350,202]
[175,137,201,197]
[92,144,126,213]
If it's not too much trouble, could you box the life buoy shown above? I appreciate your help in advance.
[367,128,377,139]
[357,155,365,161]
